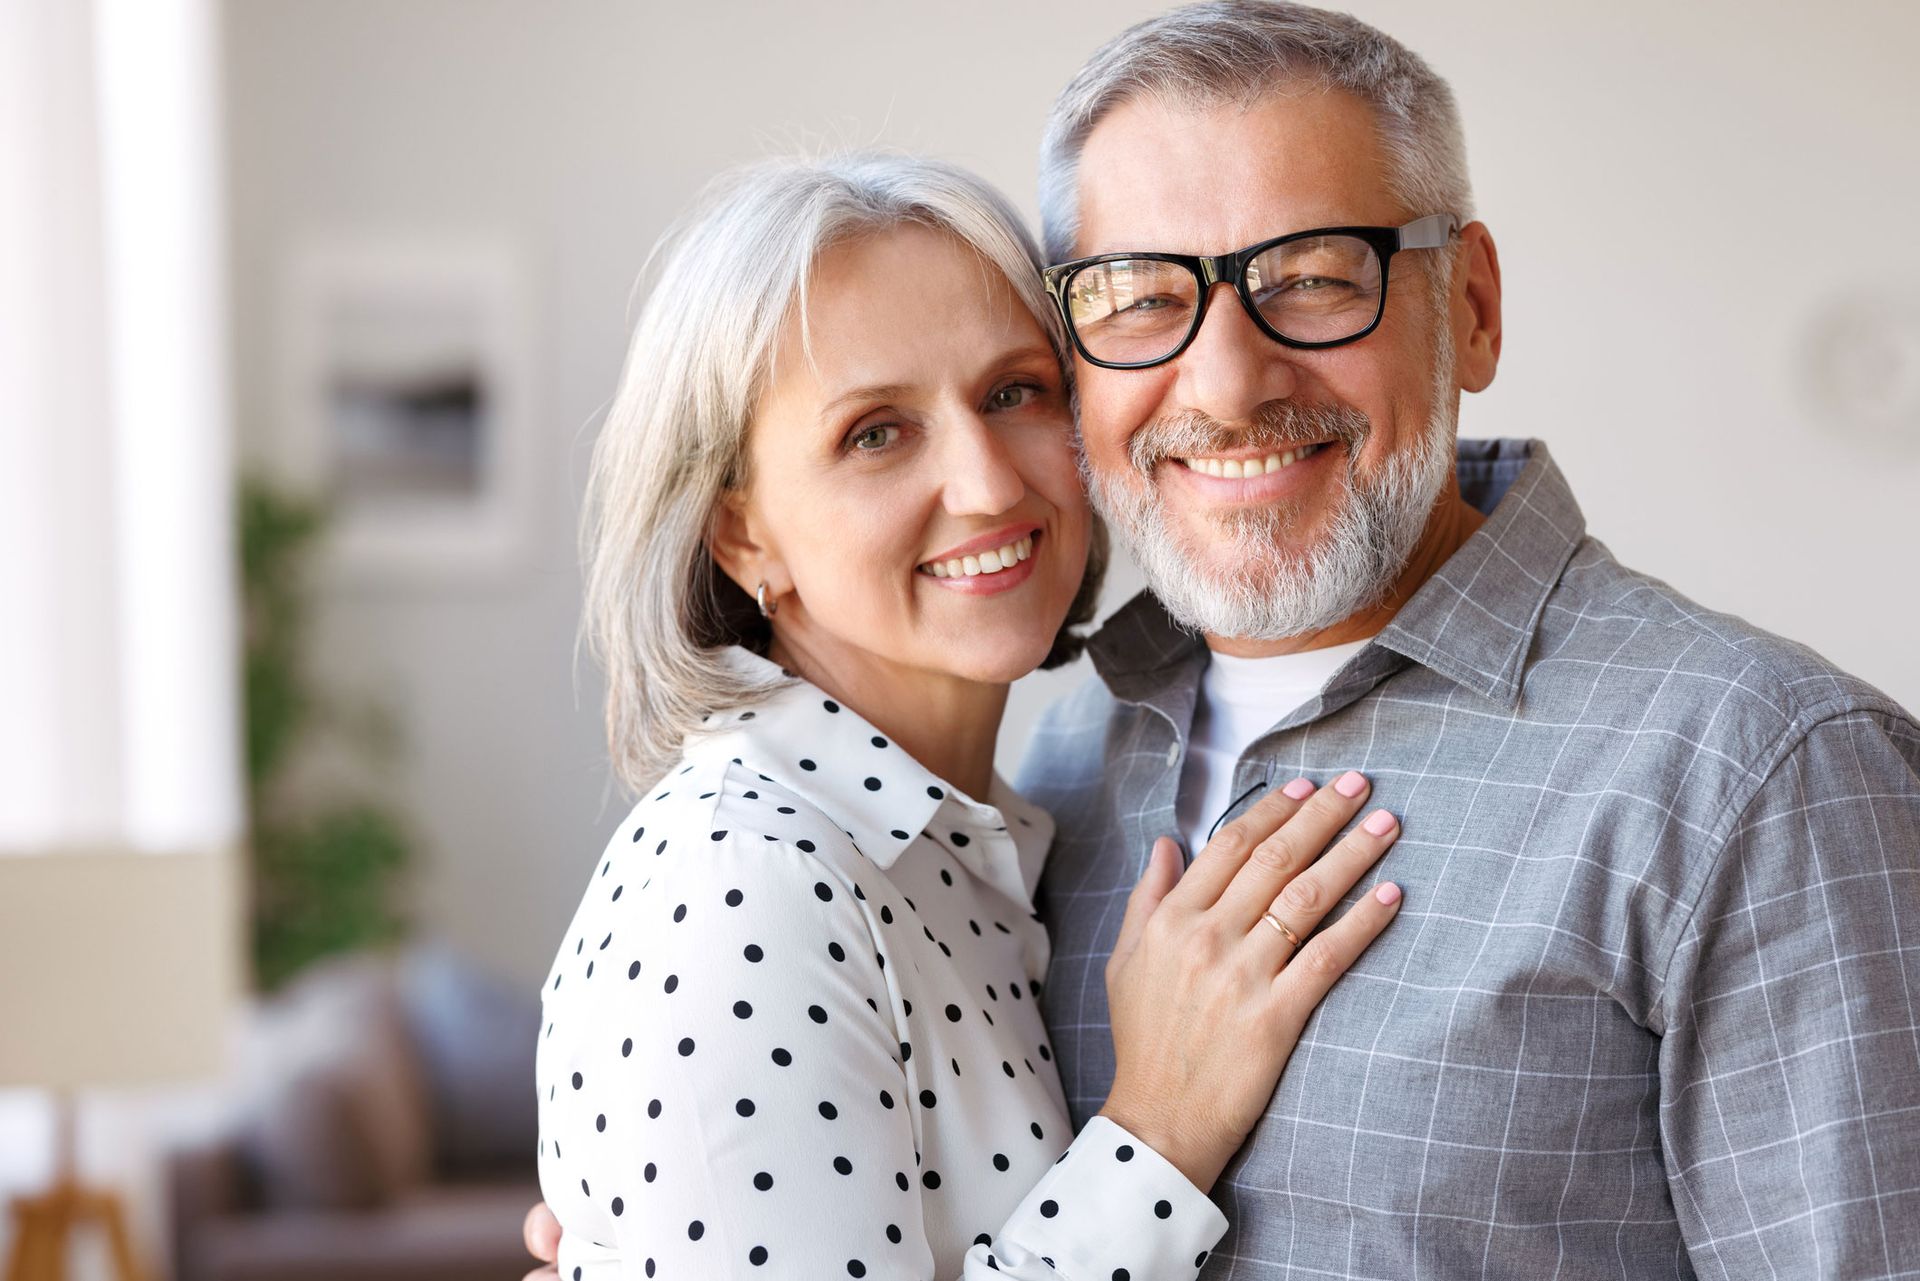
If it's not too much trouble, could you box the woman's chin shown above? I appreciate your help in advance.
[931,632,1060,686]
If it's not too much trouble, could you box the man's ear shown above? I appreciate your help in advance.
[1452,220,1502,394]
[707,487,781,600]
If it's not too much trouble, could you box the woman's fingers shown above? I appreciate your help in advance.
[1168,778,1319,910]
[1270,878,1405,1020]
[1245,806,1401,968]
[1214,771,1374,931]
[1111,836,1183,965]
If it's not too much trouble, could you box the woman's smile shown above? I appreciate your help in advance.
[917,525,1043,595]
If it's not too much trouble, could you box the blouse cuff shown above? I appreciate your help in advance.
[980,1114,1229,1279]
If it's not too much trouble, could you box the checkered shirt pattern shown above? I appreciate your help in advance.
[1017,438,1920,1279]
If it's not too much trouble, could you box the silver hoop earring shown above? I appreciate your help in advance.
[755,582,778,619]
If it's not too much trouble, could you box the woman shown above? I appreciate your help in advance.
[535,152,1405,1280]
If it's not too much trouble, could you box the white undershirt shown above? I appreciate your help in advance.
[1175,638,1373,857]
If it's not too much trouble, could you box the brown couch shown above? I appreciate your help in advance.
[166,946,539,1281]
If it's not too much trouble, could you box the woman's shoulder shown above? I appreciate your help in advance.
[615,753,870,874]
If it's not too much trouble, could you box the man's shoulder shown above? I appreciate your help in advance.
[1536,535,1909,743]
[1014,670,1122,805]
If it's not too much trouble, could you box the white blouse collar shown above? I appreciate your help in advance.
[683,647,1055,908]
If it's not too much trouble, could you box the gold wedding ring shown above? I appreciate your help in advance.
[1261,912,1302,948]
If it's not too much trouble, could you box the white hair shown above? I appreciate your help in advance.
[580,152,1104,795]
[1037,0,1475,264]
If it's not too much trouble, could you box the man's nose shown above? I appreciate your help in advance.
[938,412,1025,516]
[1174,282,1302,422]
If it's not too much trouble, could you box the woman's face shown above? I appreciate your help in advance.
[717,224,1090,689]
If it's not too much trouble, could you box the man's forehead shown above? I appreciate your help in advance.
[1070,89,1400,258]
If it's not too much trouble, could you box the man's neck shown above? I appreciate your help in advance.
[1206,487,1487,659]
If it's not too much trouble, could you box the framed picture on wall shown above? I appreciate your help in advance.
[274,233,536,580]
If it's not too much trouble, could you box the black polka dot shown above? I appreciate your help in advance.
[813,881,834,902]
[797,839,817,853]
[771,1046,792,1066]
[886,1224,902,1244]
[725,888,744,906]
[753,1170,773,1190]
[833,1155,853,1175]
[627,960,641,979]
[644,1162,657,1181]
[611,1197,624,1216]
[677,1037,696,1056]
[688,1221,704,1241]
[744,943,764,962]
[622,1037,633,1056]
[736,1098,755,1117]
[895,1172,910,1191]
[992,1153,1009,1171]
[891,829,909,840]
[648,1098,662,1119]
[823,700,839,712]
[1154,1199,1172,1219]
[945,1004,963,1022]
[863,777,882,791]
[920,1089,938,1108]
[799,758,817,771]
[733,1000,753,1019]
[921,1170,941,1190]
[672,903,687,922]
[595,1114,606,1132]
[750,1245,768,1266]
[808,1004,829,1024]
[849,1262,866,1278]
[818,1101,838,1120]
[664,974,679,993]
[710,831,727,842]
[879,1089,894,1109]
[571,1072,583,1090]
[927,786,943,799]
[1040,1199,1058,1218]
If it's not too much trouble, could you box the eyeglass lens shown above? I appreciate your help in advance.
[1065,234,1386,364]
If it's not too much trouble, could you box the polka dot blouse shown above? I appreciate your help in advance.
[537,647,1228,1278]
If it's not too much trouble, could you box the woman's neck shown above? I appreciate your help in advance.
[767,634,1008,802]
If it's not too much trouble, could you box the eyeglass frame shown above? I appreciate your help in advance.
[1041,212,1461,371]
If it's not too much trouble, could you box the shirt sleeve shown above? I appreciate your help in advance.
[1656,708,1920,1278]
[545,828,1227,1280]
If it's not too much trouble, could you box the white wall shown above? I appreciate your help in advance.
[224,0,1920,993]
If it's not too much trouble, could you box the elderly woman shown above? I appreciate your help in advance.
[535,152,1406,1280]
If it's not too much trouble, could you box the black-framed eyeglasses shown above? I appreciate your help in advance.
[1042,213,1460,370]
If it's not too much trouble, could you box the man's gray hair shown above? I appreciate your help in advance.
[1037,0,1474,263]
[581,151,1102,795]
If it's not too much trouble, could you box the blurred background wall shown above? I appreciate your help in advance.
[223,0,1920,990]
[7,4,1915,1275]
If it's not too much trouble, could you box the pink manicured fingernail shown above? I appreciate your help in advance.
[1282,777,1316,800]
[1334,770,1368,797]
[1363,809,1397,836]
[1374,882,1402,905]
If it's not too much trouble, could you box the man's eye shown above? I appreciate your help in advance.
[851,425,900,451]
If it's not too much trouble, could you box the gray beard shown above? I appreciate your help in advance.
[1085,320,1459,644]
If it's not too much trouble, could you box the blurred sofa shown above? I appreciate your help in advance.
[166,945,540,1281]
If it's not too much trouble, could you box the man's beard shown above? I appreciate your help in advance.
[1084,311,1459,643]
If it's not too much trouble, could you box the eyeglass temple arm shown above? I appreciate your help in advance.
[1397,213,1461,250]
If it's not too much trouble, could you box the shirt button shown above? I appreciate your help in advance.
[1166,742,1180,766]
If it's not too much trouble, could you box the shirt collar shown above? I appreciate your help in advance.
[684,648,1055,905]
[1087,438,1585,712]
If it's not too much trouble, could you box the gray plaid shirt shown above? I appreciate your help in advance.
[1017,438,1920,1279]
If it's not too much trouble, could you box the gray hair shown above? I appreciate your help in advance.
[1037,0,1474,263]
[581,151,1105,795]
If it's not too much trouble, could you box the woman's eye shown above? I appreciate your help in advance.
[850,424,900,451]
[987,383,1039,411]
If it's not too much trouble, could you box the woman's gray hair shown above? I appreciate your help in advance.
[1037,0,1474,264]
[581,151,1107,795]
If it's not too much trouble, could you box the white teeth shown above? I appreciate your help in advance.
[919,535,1036,579]
[1179,442,1323,478]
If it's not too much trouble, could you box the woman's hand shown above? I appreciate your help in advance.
[1099,772,1404,1192]
[521,1200,560,1281]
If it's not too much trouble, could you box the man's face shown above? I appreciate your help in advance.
[1070,88,1467,642]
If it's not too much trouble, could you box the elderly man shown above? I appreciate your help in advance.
[527,3,1920,1276]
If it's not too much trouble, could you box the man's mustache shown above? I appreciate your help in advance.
[1126,400,1372,476]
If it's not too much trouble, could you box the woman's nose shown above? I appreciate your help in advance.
[937,412,1025,517]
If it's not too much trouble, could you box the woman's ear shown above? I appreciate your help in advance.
[707,487,784,599]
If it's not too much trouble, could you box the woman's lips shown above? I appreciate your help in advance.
[917,530,1041,596]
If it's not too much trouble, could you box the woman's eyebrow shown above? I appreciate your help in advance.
[816,383,913,423]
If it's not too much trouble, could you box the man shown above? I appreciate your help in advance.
[529,3,1920,1275]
